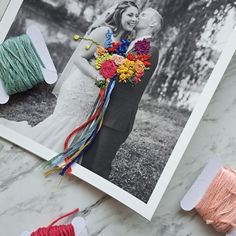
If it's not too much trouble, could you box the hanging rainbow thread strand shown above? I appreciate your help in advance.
[63,89,105,150]
[46,80,115,176]
[45,79,116,176]
[0,34,45,95]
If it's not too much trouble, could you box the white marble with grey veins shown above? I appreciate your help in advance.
[1,52,236,235]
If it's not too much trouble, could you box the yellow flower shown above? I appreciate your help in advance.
[95,53,112,69]
[85,44,92,50]
[73,34,80,41]
[128,70,134,77]
[119,73,127,81]
[117,59,135,82]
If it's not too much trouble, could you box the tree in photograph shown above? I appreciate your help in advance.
[143,0,236,106]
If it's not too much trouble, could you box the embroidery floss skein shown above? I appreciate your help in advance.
[195,168,236,234]
[181,157,236,236]
[0,25,57,104]
[0,34,45,95]
[21,208,88,236]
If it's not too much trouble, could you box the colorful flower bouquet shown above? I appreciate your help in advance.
[95,38,152,86]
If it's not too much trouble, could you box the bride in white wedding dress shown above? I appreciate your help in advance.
[0,1,139,153]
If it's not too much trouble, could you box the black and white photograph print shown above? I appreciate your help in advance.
[0,0,236,205]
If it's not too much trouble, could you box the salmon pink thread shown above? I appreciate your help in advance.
[195,168,236,234]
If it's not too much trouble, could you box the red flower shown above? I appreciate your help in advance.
[137,54,151,61]
[108,47,116,52]
[136,54,152,67]
[132,72,144,84]
[113,42,122,47]
[143,61,151,67]
[107,42,122,53]
[127,52,136,61]
[100,59,117,79]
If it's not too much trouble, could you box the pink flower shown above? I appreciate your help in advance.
[132,72,144,84]
[100,60,117,79]
[112,54,125,65]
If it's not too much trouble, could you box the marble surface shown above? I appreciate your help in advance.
[1,51,236,236]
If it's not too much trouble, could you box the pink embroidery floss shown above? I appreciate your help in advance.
[21,208,88,236]
[195,168,236,234]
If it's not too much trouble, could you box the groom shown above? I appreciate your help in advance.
[81,8,163,179]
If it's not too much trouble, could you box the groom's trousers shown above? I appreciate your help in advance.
[81,125,130,179]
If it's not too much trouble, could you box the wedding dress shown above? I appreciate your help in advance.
[28,63,99,153]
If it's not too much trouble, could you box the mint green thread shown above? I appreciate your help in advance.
[0,34,45,95]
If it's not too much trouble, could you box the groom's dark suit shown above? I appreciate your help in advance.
[81,43,159,179]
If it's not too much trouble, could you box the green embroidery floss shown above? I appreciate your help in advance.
[0,34,45,95]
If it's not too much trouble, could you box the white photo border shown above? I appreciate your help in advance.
[0,0,236,220]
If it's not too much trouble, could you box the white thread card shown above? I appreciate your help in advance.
[181,156,223,211]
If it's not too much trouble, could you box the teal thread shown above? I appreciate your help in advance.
[0,34,45,95]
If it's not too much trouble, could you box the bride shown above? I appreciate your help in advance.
[1,1,139,153]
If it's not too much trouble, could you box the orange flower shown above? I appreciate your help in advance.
[96,45,107,56]
[134,60,145,73]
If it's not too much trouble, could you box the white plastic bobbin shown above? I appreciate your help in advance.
[180,156,236,236]
[20,217,88,236]
[0,25,58,104]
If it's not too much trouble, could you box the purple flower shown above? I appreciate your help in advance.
[134,39,151,54]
